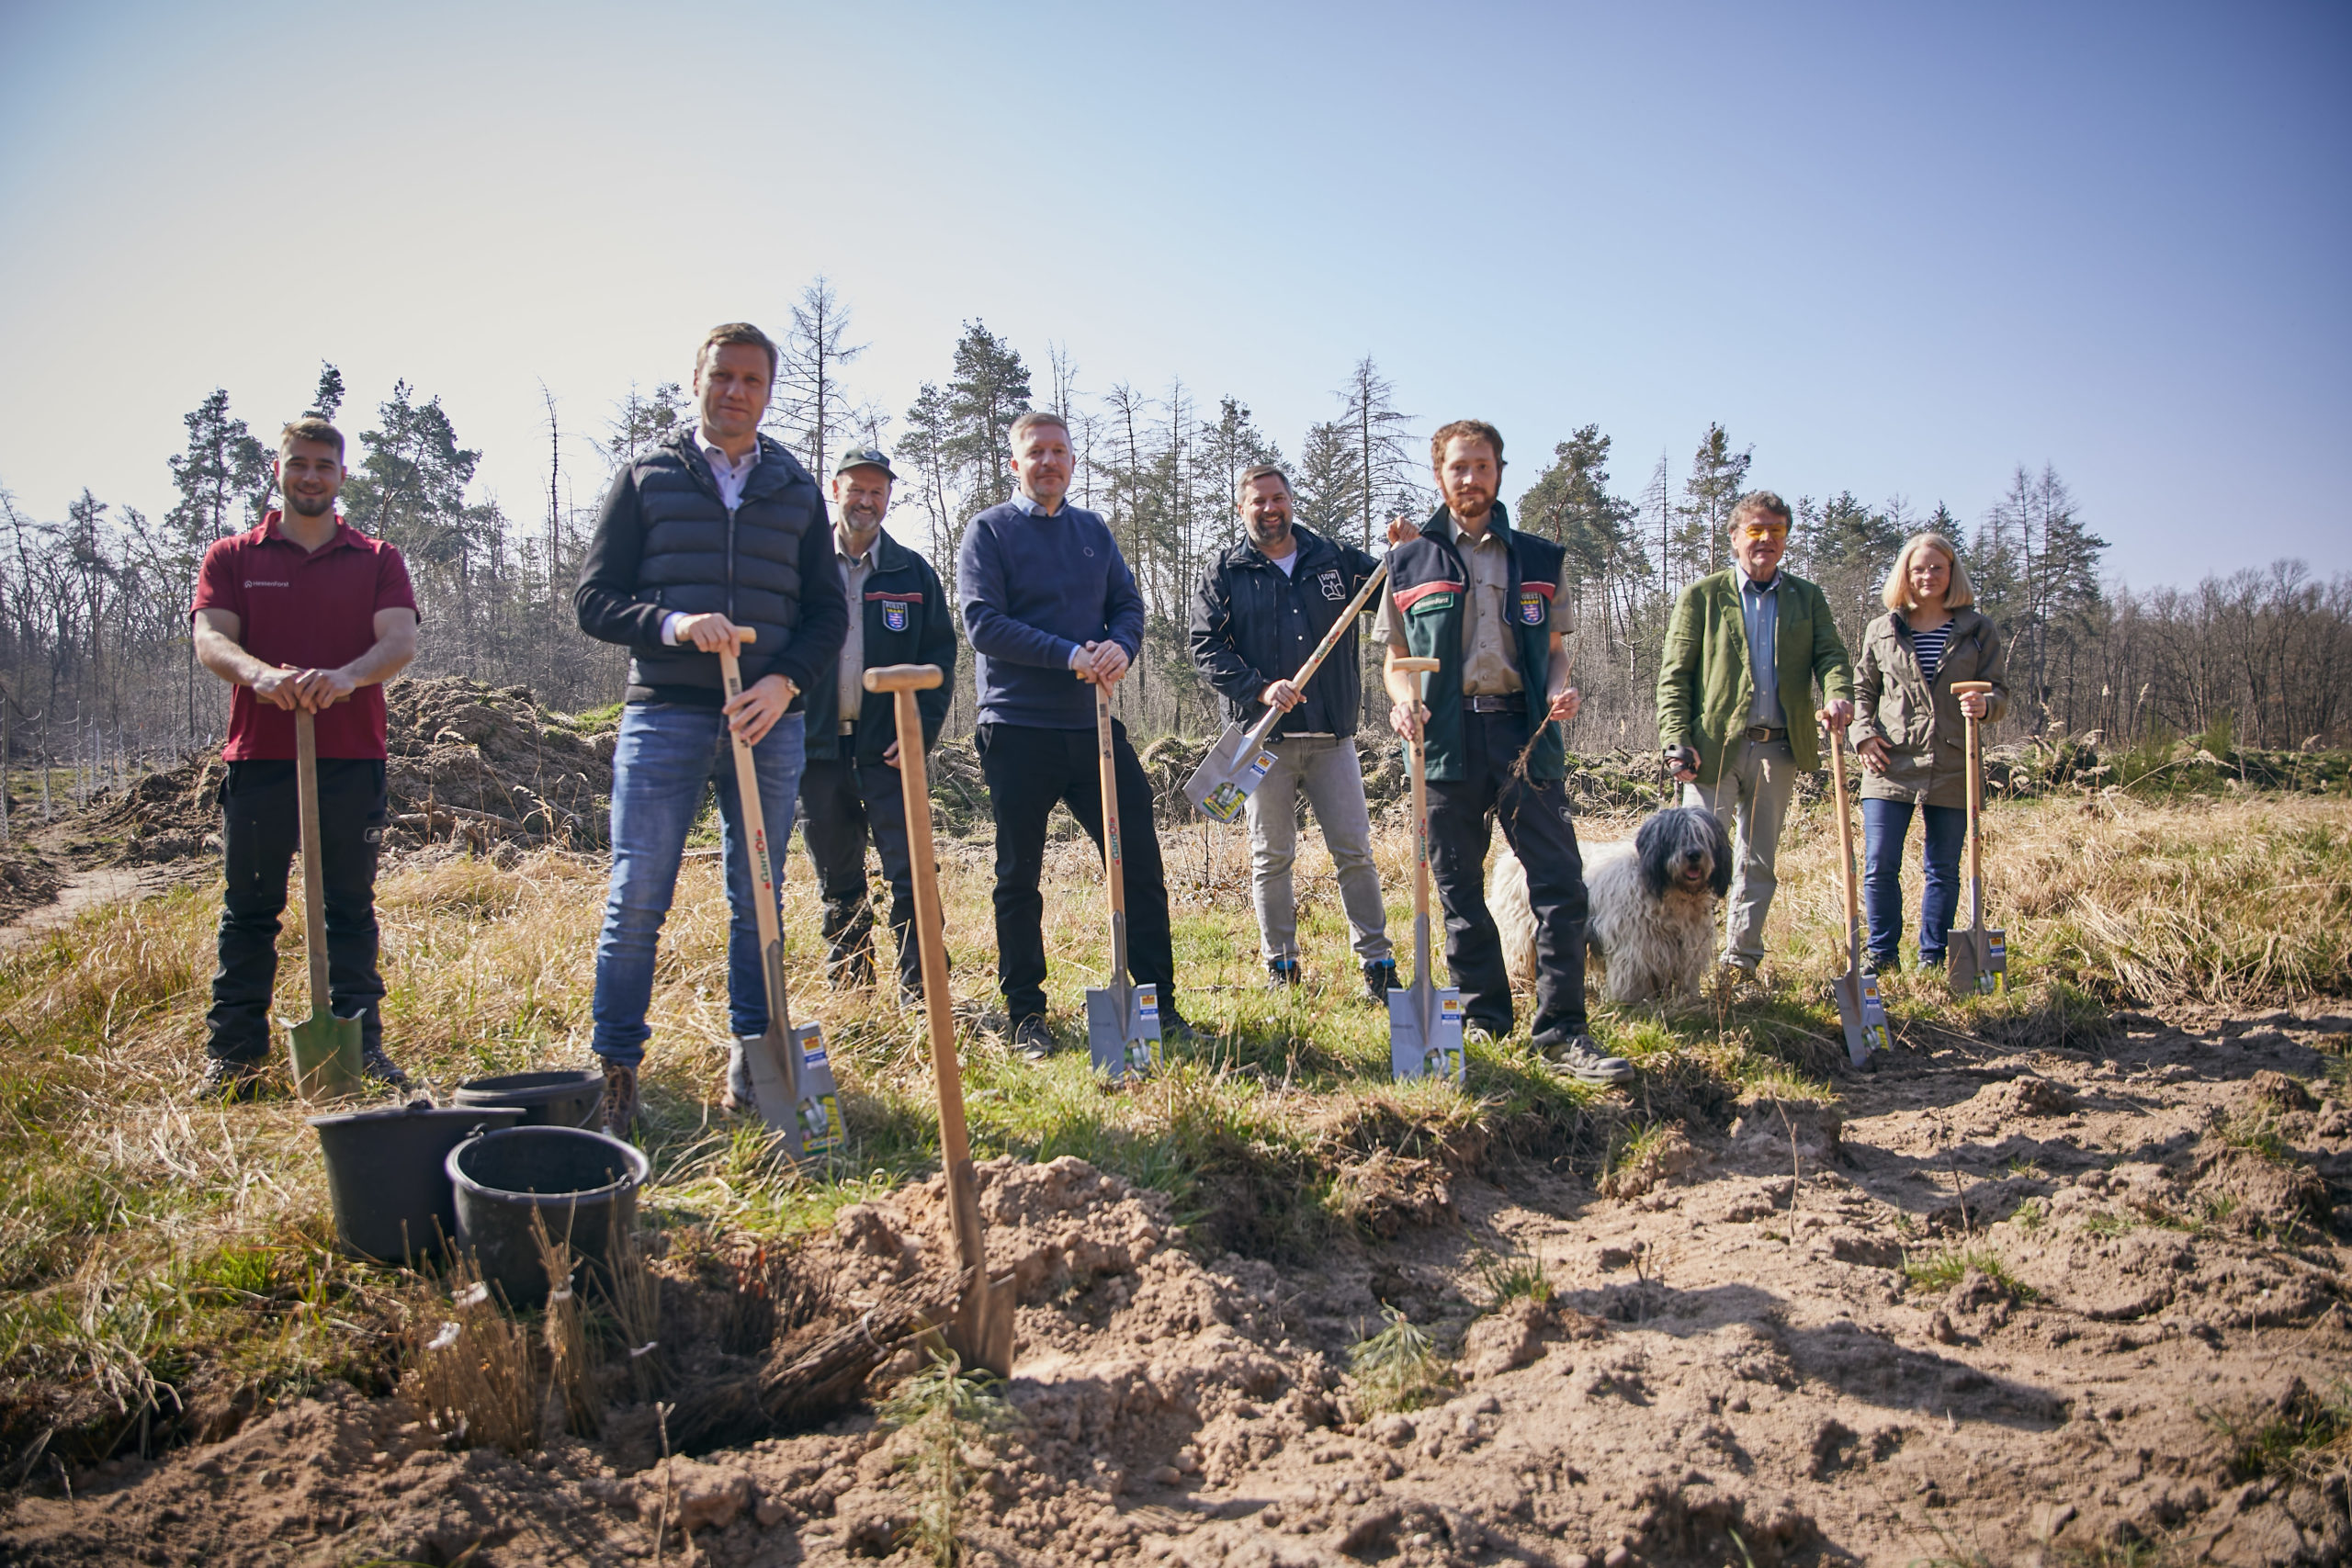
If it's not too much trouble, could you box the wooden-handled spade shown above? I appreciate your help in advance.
[717,631,810,1157]
[1086,673,1159,1080]
[1821,710,1891,1069]
[1385,657,1463,1082]
[1948,681,2007,997]
[865,661,1014,1379]
[284,706,364,1100]
[1183,563,1390,824]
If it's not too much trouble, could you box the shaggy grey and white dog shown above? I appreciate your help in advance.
[1492,807,1733,1005]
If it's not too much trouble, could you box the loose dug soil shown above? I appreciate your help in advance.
[21,677,621,872]
[0,847,62,927]
[6,1008,2348,1566]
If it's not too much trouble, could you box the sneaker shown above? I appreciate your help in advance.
[720,1036,756,1112]
[1463,1021,1503,1048]
[1012,1016,1056,1061]
[360,1043,410,1089]
[197,1055,268,1102]
[1540,1033,1634,1085]
[600,1059,639,1137]
[1159,1010,1195,1046]
[1361,959,1400,1007]
[1265,958,1302,988]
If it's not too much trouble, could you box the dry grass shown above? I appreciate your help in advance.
[0,786,2338,1469]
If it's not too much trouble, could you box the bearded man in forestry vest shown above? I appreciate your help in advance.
[1375,420,1633,1086]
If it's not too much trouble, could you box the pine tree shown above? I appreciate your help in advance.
[307,362,345,422]
[774,276,867,480]
[596,383,689,470]
[940,321,1031,513]
[1675,423,1751,581]
[1292,419,1365,542]
[1336,358,1415,551]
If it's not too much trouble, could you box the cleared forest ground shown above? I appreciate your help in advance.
[0,784,2346,1567]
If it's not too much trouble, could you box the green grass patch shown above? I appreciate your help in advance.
[2203,1379,2352,1483]
[1899,1246,2036,1300]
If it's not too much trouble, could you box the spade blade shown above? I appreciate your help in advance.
[1833,970,1892,1069]
[1182,722,1278,825]
[1086,984,1160,1081]
[286,1010,363,1101]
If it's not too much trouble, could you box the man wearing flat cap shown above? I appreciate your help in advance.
[796,446,956,1019]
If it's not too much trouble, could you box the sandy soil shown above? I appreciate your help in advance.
[3,1007,2346,1568]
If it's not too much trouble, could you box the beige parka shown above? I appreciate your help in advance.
[1846,606,2010,807]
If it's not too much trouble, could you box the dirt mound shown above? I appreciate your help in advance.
[0,848,62,924]
[51,678,621,866]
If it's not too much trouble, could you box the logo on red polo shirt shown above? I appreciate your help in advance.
[244,579,291,589]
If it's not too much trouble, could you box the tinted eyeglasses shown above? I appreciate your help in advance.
[1739,524,1789,541]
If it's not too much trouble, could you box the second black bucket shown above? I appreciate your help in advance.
[310,1101,526,1263]
[447,1125,648,1310]
[451,1068,605,1129]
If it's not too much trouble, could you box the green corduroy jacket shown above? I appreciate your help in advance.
[1656,569,1856,784]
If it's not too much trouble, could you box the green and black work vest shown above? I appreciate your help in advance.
[1386,503,1566,783]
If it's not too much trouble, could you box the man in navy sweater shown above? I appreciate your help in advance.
[958,410,1191,1057]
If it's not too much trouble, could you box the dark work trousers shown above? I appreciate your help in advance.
[798,754,924,994]
[205,759,389,1064]
[975,719,1176,1024]
[1425,710,1591,1038]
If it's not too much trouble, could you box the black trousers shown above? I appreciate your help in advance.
[798,753,923,992]
[1426,710,1590,1038]
[206,759,388,1064]
[976,720,1175,1023]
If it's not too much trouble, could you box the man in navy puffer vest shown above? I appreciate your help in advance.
[574,322,848,1133]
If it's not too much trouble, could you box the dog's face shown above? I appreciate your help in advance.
[1635,807,1733,900]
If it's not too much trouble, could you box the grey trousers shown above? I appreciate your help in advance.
[1243,735,1393,965]
[1682,736,1799,966]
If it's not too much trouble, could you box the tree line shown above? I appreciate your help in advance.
[3,278,2346,818]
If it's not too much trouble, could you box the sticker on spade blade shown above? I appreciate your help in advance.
[1857,976,1892,1054]
[1388,989,1464,1083]
[1129,985,1161,1074]
[794,1024,844,1155]
[1976,934,2007,994]
[1203,749,1277,821]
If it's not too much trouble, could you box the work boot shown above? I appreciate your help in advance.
[720,1036,756,1113]
[1159,1009,1195,1046]
[1012,1016,1056,1061]
[1539,1033,1634,1086]
[361,1043,409,1089]
[599,1059,639,1137]
[1265,957,1302,988]
[1361,958,1399,1007]
[197,1055,268,1102]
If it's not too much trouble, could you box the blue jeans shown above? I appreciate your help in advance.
[592,703,807,1066]
[1860,798,1966,968]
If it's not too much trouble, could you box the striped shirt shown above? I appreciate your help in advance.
[1913,625,1952,683]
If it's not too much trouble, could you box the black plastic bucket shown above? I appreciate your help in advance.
[451,1068,605,1129]
[446,1125,649,1309]
[309,1102,527,1264]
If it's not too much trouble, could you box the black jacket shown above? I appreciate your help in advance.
[801,528,957,765]
[572,432,846,707]
[1188,525,1382,739]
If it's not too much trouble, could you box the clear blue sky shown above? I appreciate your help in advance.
[2,0,2345,585]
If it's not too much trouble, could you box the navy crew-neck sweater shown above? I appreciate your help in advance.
[957,498,1146,729]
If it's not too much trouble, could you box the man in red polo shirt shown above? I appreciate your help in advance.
[189,416,420,1100]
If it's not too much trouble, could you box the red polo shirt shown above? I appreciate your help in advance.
[191,513,418,761]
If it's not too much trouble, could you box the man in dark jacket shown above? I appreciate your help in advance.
[958,410,1191,1058]
[1189,464,1395,1000]
[573,322,848,1134]
[1378,420,1631,1084]
[797,445,955,1012]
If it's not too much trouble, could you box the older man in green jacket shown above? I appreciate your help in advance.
[1657,491,1855,976]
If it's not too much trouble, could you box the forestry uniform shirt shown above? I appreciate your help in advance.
[833,532,877,728]
[1374,512,1572,693]
[191,513,418,761]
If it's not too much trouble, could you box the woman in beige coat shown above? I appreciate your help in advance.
[1847,532,2009,972]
